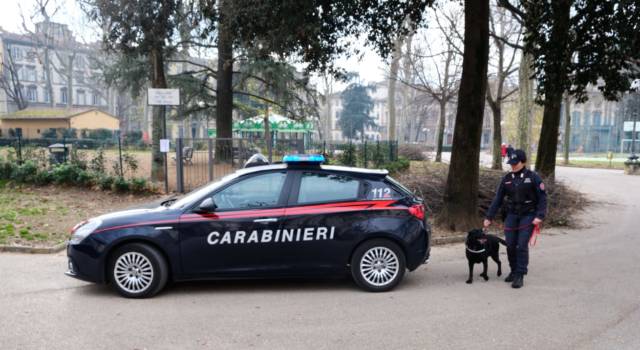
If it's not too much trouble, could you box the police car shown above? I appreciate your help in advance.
[66,154,431,298]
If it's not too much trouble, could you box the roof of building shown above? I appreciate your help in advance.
[0,108,115,120]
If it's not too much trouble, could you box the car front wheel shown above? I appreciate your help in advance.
[108,243,168,298]
[351,239,406,292]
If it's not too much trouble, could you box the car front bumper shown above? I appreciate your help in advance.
[66,241,106,284]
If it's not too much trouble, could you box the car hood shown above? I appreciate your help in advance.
[94,206,181,230]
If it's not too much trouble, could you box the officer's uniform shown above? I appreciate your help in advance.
[486,151,547,281]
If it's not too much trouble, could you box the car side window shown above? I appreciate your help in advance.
[365,180,404,200]
[297,172,360,204]
[212,172,286,210]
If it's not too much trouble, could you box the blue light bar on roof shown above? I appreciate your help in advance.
[283,154,325,163]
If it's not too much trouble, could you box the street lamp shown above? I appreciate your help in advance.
[629,79,640,161]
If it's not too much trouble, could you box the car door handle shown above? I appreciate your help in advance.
[253,218,278,223]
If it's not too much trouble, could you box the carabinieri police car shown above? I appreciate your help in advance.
[66,154,431,298]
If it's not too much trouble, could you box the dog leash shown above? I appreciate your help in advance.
[488,223,542,247]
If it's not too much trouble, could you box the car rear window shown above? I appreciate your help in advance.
[298,172,360,204]
[365,180,405,200]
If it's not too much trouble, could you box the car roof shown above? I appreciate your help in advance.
[236,163,389,178]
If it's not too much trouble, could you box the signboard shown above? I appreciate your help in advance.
[160,139,170,153]
[148,88,180,106]
[207,128,217,137]
[624,121,640,132]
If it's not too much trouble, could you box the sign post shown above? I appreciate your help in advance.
[148,88,181,193]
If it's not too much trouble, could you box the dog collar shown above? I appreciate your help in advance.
[465,247,486,254]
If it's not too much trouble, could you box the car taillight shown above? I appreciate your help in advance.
[408,204,425,221]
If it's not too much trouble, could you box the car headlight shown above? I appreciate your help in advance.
[69,219,102,245]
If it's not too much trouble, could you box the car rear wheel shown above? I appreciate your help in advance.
[351,239,406,292]
[109,243,168,298]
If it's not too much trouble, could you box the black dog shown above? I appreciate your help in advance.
[465,229,506,284]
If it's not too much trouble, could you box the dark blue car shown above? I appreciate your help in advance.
[66,155,431,298]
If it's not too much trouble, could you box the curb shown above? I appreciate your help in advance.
[0,242,66,254]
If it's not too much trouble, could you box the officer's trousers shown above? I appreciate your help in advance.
[504,214,535,275]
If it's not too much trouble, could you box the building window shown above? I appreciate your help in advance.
[77,90,86,105]
[19,66,37,81]
[26,86,38,102]
[92,93,99,105]
[25,50,37,62]
[572,111,581,127]
[44,88,51,103]
[9,46,23,61]
[75,71,85,84]
[60,87,68,104]
[593,111,602,126]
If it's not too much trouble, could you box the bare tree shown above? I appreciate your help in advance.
[404,7,463,162]
[0,49,29,110]
[20,0,59,107]
[486,3,521,169]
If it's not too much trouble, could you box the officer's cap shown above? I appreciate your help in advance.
[506,149,527,165]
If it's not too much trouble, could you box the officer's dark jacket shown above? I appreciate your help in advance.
[486,167,547,220]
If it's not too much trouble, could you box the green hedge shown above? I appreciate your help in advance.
[0,158,151,194]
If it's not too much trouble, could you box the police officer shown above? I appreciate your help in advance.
[483,148,547,289]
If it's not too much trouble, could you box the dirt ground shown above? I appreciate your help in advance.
[0,183,163,248]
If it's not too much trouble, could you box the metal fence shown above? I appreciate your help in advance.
[0,136,152,180]
[1,135,399,193]
[172,138,399,192]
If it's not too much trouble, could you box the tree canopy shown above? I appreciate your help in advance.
[339,82,376,140]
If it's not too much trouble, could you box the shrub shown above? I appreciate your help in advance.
[338,143,357,167]
[98,175,115,191]
[113,177,130,193]
[76,170,94,187]
[11,161,39,183]
[34,170,54,185]
[0,158,17,179]
[130,178,147,193]
[382,157,410,175]
[41,128,57,138]
[89,148,106,174]
[50,164,83,185]
[399,144,428,161]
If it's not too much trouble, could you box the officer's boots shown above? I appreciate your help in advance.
[511,274,524,289]
[504,272,515,283]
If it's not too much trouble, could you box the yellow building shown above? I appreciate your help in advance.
[0,108,120,138]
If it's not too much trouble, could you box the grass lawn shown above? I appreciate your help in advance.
[0,181,162,248]
[558,159,625,170]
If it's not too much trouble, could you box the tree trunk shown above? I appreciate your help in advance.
[435,100,447,162]
[490,102,502,170]
[44,48,54,107]
[517,53,534,156]
[563,93,571,165]
[438,0,490,231]
[534,0,571,180]
[400,32,414,144]
[149,47,168,182]
[388,35,403,141]
[215,0,234,163]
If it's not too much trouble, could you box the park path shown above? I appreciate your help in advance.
[0,166,639,349]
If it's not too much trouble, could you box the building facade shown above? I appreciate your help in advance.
[563,86,631,153]
[0,23,115,117]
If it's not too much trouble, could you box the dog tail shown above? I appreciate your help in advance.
[497,237,507,246]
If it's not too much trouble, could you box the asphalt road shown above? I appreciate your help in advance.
[1,166,639,350]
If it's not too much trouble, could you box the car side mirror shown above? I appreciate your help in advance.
[196,198,217,213]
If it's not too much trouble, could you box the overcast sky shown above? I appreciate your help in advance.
[1,0,388,87]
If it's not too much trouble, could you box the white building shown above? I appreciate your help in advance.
[0,23,114,115]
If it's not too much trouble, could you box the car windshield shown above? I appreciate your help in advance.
[168,172,240,210]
